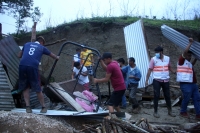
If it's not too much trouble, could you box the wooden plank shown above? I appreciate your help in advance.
[50,82,85,112]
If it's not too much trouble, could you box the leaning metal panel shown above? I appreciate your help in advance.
[123,19,153,88]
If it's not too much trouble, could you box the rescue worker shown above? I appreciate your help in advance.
[177,38,200,120]
[145,46,176,118]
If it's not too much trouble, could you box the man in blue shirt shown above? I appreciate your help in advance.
[18,36,59,113]
[122,57,142,113]
[117,58,127,109]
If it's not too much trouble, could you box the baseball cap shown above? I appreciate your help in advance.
[101,52,112,59]
[37,36,46,44]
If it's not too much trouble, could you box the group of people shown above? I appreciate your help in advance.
[71,45,94,90]
[93,38,200,120]
[18,36,200,121]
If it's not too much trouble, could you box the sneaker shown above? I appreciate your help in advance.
[40,107,47,113]
[168,110,176,117]
[153,112,160,118]
[196,115,200,120]
[26,106,32,113]
[180,112,188,118]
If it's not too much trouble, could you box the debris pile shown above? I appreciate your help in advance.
[77,114,200,133]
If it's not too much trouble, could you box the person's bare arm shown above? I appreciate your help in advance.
[183,38,193,58]
[72,72,75,79]
[93,73,111,83]
[145,68,152,86]
[192,58,197,66]
[49,53,59,60]
[18,51,23,58]
[100,60,107,71]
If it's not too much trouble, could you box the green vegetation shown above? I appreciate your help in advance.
[16,16,200,37]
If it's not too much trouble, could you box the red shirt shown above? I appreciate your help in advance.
[178,55,197,83]
[107,61,126,91]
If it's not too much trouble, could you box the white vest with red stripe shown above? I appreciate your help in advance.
[176,60,193,82]
[152,55,170,80]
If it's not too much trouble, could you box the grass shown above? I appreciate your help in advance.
[15,16,200,38]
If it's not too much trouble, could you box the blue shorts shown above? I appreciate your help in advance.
[18,65,41,92]
[86,66,93,76]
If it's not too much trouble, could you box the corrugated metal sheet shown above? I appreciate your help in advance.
[161,25,200,60]
[21,90,51,109]
[0,36,20,87]
[123,19,153,88]
[0,61,15,110]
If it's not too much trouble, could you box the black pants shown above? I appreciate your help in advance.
[153,79,172,112]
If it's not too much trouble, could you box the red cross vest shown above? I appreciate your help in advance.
[176,59,193,82]
[152,55,170,80]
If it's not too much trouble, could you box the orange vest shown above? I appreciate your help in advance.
[176,60,193,82]
[152,55,170,80]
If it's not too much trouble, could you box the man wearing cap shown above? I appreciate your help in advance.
[145,46,176,118]
[18,36,59,113]
[93,52,126,113]
[177,38,200,120]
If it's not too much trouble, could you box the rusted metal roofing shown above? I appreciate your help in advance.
[123,19,153,88]
[161,25,200,60]
[0,36,21,87]
[0,61,15,110]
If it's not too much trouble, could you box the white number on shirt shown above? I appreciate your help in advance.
[29,48,35,55]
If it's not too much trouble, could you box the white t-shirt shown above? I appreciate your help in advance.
[73,66,89,85]
[74,54,80,62]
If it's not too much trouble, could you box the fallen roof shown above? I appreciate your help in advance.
[161,25,200,60]
[0,36,20,87]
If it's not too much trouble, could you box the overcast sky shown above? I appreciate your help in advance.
[0,0,199,34]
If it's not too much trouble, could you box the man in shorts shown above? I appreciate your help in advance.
[93,52,126,113]
[18,36,59,113]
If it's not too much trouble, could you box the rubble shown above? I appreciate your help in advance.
[0,111,75,133]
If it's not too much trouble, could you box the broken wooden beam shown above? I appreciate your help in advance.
[49,82,85,112]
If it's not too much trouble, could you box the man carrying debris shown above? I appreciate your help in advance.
[121,57,141,113]
[145,46,176,118]
[93,52,126,113]
[177,38,200,120]
[18,36,59,113]
[72,62,89,90]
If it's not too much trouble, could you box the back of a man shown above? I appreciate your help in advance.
[20,42,50,68]
[18,36,59,113]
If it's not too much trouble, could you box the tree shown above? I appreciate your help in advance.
[0,0,42,35]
